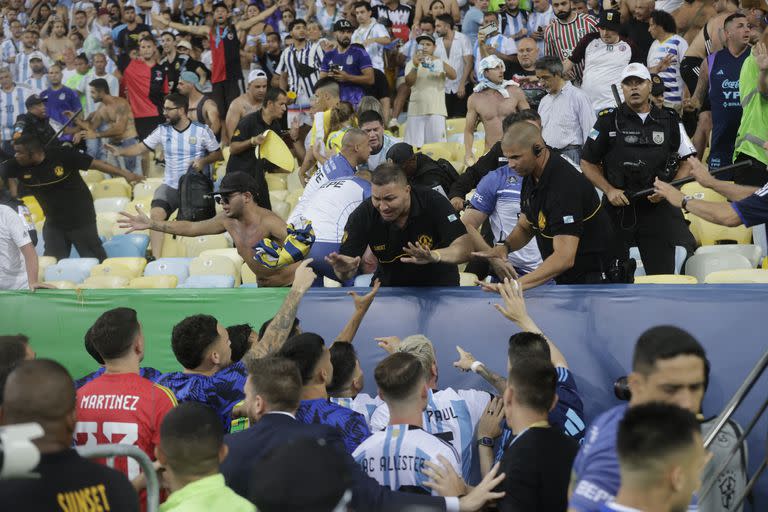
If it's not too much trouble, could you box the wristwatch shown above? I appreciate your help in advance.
[681,195,693,213]
[477,437,494,448]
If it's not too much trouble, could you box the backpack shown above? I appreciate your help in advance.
[411,154,460,197]
[699,417,750,512]
[176,166,216,222]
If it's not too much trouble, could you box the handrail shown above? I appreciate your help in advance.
[76,444,159,512]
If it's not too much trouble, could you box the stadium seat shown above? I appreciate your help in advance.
[323,276,342,287]
[45,258,99,283]
[94,197,129,213]
[144,258,193,282]
[419,142,454,161]
[132,178,163,200]
[128,275,178,288]
[446,118,466,136]
[179,275,236,288]
[272,200,291,221]
[459,272,479,286]
[90,179,132,200]
[694,244,762,268]
[37,256,57,281]
[287,170,303,192]
[91,257,147,279]
[189,255,238,285]
[684,252,752,282]
[634,275,699,284]
[43,280,78,289]
[96,212,117,239]
[269,190,289,203]
[22,196,44,223]
[182,234,231,257]
[286,189,303,212]
[689,215,752,246]
[241,262,257,284]
[103,234,150,258]
[200,248,244,282]
[354,273,374,287]
[159,234,185,257]
[680,181,728,203]
[704,268,768,283]
[80,275,129,289]
[80,169,106,184]
[630,246,688,276]
[125,198,152,214]
[239,283,258,288]
[266,173,288,191]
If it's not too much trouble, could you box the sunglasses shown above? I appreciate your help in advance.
[213,192,241,204]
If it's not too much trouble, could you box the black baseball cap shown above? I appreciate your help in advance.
[386,142,415,165]
[217,171,258,196]
[416,33,435,44]
[598,9,621,31]
[650,73,665,96]
[333,19,354,31]
[25,94,46,108]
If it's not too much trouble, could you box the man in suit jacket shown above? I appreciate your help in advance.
[221,356,503,511]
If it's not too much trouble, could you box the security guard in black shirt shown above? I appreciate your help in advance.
[326,163,472,286]
[474,121,614,288]
[13,95,60,147]
[581,63,696,275]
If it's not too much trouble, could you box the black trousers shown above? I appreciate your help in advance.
[445,83,471,118]
[212,79,245,120]
[605,198,696,275]
[43,221,106,262]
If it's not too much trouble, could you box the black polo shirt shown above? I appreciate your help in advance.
[340,187,467,286]
[520,153,612,284]
[4,147,95,230]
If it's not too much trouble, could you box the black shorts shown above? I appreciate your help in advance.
[366,69,390,100]
[135,116,165,140]
[680,56,710,112]
[212,80,245,120]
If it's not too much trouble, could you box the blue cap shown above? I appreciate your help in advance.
[179,71,201,90]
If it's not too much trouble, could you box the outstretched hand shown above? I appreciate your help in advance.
[494,278,529,324]
[401,242,439,264]
[375,335,401,353]
[348,278,381,311]
[453,345,477,372]
[652,177,684,208]
[291,258,316,292]
[117,206,151,233]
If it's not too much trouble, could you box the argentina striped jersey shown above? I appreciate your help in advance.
[142,121,220,188]
[0,86,31,140]
[330,392,383,427]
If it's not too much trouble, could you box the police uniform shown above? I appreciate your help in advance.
[340,187,467,286]
[13,112,59,147]
[581,103,696,275]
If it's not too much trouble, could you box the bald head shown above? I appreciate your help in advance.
[2,359,75,426]
[501,121,546,176]
[502,121,544,151]
[342,127,367,149]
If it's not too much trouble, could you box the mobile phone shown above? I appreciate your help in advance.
[479,23,497,38]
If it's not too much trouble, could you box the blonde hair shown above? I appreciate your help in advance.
[397,335,436,377]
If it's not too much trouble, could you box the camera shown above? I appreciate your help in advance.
[330,64,343,74]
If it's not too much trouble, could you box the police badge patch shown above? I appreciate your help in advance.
[652,131,664,144]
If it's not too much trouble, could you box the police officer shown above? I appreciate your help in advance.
[386,142,459,198]
[13,95,59,147]
[581,63,696,275]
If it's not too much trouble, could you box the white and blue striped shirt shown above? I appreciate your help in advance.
[142,121,220,188]
[23,75,49,94]
[352,424,461,495]
[527,6,555,54]
[503,10,528,39]
[0,39,20,79]
[330,393,383,427]
[0,86,31,140]
[648,35,688,107]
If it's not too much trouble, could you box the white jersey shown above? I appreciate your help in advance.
[0,86,31,140]
[15,50,50,84]
[142,121,220,189]
[370,388,491,481]
[0,205,32,290]
[298,153,357,207]
[351,21,389,70]
[289,177,371,244]
[352,424,461,495]
[577,35,634,111]
[77,71,120,115]
[330,393,383,427]
[367,133,401,171]
[22,75,49,93]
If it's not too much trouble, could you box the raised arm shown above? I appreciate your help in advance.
[152,12,210,36]
[105,140,151,158]
[234,1,282,31]
[453,346,507,394]
[333,280,381,343]
[117,206,228,236]
[90,158,145,184]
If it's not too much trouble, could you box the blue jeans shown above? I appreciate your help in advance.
[104,138,142,176]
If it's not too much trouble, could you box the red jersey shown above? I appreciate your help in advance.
[75,373,177,480]
[209,24,242,84]
[122,59,169,119]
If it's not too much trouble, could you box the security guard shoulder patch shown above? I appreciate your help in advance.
[598,108,614,117]
[538,211,546,230]
[54,166,64,177]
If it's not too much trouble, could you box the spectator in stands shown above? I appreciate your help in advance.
[352,2,392,73]
[435,14,473,118]
[225,70,268,146]
[386,142,459,196]
[603,403,708,512]
[0,334,35,399]
[535,56,596,163]
[0,67,31,157]
[507,37,547,110]
[320,19,375,108]
[277,332,372,452]
[108,92,221,258]
[374,0,415,42]
[75,308,177,482]
[545,0,597,69]
[0,204,42,290]
[353,352,461,494]
[276,19,323,127]
[0,360,139,511]
[462,0,489,39]
[24,51,49,92]
[620,0,655,64]
[566,10,639,111]
[359,109,401,171]
[732,37,768,187]
[527,0,555,54]
[298,126,370,199]
[500,0,528,40]
[156,403,254,511]
[647,10,687,112]
[226,324,256,363]
[177,71,221,138]
[569,325,708,511]
[40,63,81,144]
[371,334,491,481]
[464,55,529,163]
[404,33,455,147]
[474,12,517,79]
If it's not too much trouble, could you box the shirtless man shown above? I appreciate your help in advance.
[464,55,529,163]
[40,19,74,62]
[118,172,299,287]
[224,69,268,146]
[177,71,221,138]
[673,0,717,44]
[73,78,141,175]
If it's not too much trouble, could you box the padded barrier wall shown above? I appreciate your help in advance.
[1,285,766,509]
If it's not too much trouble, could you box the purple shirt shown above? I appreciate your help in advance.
[732,182,768,227]
[40,86,81,143]
[320,45,372,107]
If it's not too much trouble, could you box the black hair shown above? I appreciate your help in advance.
[265,86,287,106]
[632,326,706,375]
[371,162,408,187]
[358,109,384,126]
[226,324,253,363]
[435,13,454,28]
[723,12,747,29]
[13,133,45,154]
[212,1,229,11]
[165,92,189,112]
[649,10,676,34]
[85,308,140,360]
[277,333,326,385]
[258,317,300,339]
[507,357,557,412]
[160,402,223,477]
[353,1,373,12]
[420,16,436,28]
[171,314,220,369]
[266,31,282,42]
[89,78,110,94]
[507,332,551,363]
[289,19,307,31]
[0,334,30,405]
[327,343,358,394]
[502,109,541,131]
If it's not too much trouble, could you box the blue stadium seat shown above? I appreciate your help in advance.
[44,258,100,283]
[69,237,107,258]
[144,258,193,283]
[239,283,258,288]
[179,275,235,288]
[103,234,150,258]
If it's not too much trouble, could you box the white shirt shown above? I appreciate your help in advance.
[367,133,401,171]
[22,75,50,94]
[0,86,32,140]
[654,0,683,13]
[142,121,220,188]
[436,32,472,94]
[0,205,32,290]
[647,35,688,106]
[539,81,597,148]
[330,393,383,427]
[473,34,516,80]
[370,388,491,481]
[352,21,389,70]
[352,424,461,495]
[579,37,634,111]
[527,6,555,53]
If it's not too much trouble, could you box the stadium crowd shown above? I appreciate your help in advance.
[0,0,764,508]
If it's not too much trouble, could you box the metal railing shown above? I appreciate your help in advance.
[699,349,768,510]
[76,444,159,512]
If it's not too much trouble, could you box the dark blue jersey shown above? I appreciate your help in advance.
[75,367,164,389]
[732,182,768,227]
[296,398,372,453]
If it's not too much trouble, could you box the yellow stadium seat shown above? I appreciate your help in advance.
[21,196,44,223]
[286,189,303,212]
[270,190,289,203]
[287,171,303,192]
[680,181,728,203]
[704,268,768,283]
[419,142,454,161]
[200,248,244,283]
[689,215,752,246]
[96,212,118,238]
[459,272,479,286]
[128,275,178,288]
[272,200,290,221]
[266,173,288,191]
[81,169,106,184]
[685,252,752,282]
[132,178,163,200]
[80,275,130,289]
[634,275,699,284]
[471,139,486,159]
[38,256,57,281]
[44,280,78,289]
[91,257,147,279]
[160,234,185,258]
[91,179,132,200]
[182,234,231,257]
[446,118,466,136]
[125,198,152,214]
[241,262,257,284]
[189,255,238,284]
[94,197,130,213]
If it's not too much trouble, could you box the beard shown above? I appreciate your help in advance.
[555,9,571,20]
